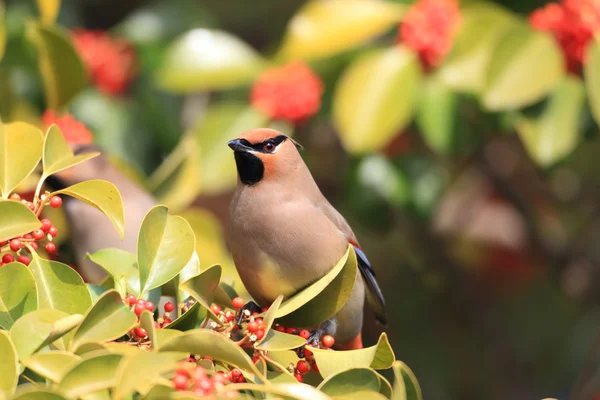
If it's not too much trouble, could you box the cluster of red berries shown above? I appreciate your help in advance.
[398,0,462,71]
[0,193,62,266]
[171,361,239,397]
[125,294,181,341]
[530,0,600,74]
[42,111,93,145]
[72,29,137,95]
[250,62,324,124]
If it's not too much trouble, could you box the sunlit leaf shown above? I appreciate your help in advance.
[255,295,306,351]
[59,353,122,398]
[584,38,600,127]
[22,351,82,383]
[0,331,18,398]
[333,46,421,153]
[391,361,422,400]
[0,3,5,62]
[36,0,60,25]
[224,383,331,400]
[0,262,38,329]
[26,22,87,109]
[180,264,222,320]
[165,300,205,332]
[177,251,201,301]
[278,0,404,61]
[318,368,380,397]
[156,28,267,92]
[12,389,67,400]
[332,391,388,400]
[0,201,42,242]
[42,124,99,178]
[114,352,185,398]
[52,180,125,239]
[416,79,457,155]
[0,122,43,198]
[87,249,138,297]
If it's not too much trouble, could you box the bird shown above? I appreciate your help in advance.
[226,128,387,350]
[44,144,157,283]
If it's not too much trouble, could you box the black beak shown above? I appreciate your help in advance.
[228,139,252,152]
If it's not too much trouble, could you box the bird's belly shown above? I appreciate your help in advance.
[239,252,298,305]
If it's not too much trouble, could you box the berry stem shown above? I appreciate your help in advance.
[259,351,289,374]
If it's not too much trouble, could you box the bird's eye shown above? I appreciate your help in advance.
[264,142,276,153]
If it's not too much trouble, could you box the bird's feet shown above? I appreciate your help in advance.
[235,300,262,327]
[296,328,324,359]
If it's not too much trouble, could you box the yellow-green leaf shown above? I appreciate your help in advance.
[138,205,195,295]
[22,351,82,383]
[0,262,38,329]
[515,76,585,167]
[156,28,267,92]
[333,46,421,154]
[0,331,18,398]
[0,201,42,243]
[416,79,457,155]
[59,353,123,398]
[86,249,138,297]
[311,333,395,379]
[255,295,305,351]
[180,264,222,320]
[225,383,331,400]
[0,3,5,62]
[318,368,381,397]
[12,389,67,400]
[42,124,99,178]
[482,24,564,111]
[391,361,422,400]
[36,0,61,26]
[70,290,137,351]
[332,391,389,400]
[275,245,358,327]
[0,122,44,198]
[165,301,205,332]
[52,180,125,239]
[278,0,405,61]
[584,38,600,127]
[114,352,185,398]
[26,22,87,110]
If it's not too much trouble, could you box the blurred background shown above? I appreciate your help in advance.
[2,0,600,398]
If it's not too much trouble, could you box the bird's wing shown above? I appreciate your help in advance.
[319,202,388,326]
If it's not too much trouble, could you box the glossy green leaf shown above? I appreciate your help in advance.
[114,352,185,398]
[255,295,306,351]
[87,284,108,302]
[138,206,195,295]
[154,329,184,349]
[180,264,222,320]
[59,353,123,398]
[52,180,125,239]
[36,0,61,25]
[276,245,358,327]
[416,80,457,155]
[311,333,395,378]
[0,201,42,242]
[0,262,38,329]
[584,38,600,127]
[391,361,422,400]
[318,368,380,397]
[28,254,92,316]
[177,251,201,301]
[0,3,5,62]
[157,28,266,92]
[439,2,517,93]
[0,122,44,198]
[226,383,331,400]
[278,0,404,61]
[160,329,266,381]
[165,301,205,332]
[482,24,564,111]
[0,331,17,398]
[10,310,83,360]
[42,124,99,179]
[22,351,82,383]
[87,249,138,297]
[70,290,137,351]
[26,22,87,109]
[12,389,67,400]
[375,371,393,398]
[139,310,158,348]
[515,76,585,167]
[333,46,421,153]
[332,391,388,400]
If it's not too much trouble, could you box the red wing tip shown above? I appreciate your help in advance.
[348,240,361,249]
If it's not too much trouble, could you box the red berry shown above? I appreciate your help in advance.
[232,297,244,309]
[48,227,58,237]
[322,335,335,348]
[40,219,52,233]
[163,318,172,326]
[2,254,14,263]
[275,325,286,332]
[26,202,34,211]
[17,255,30,265]
[9,239,22,252]
[286,327,299,335]
[136,299,146,307]
[225,311,235,322]
[299,329,310,339]
[304,348,313,358]
[252,356,260,364]
[312,362,320,373]
[296,360,310,374]
[0,241,6,247]
[294,373,304,382]
[231,368,242,378]
[23,234,32,240]
[261,306,270,313]
[210,304,221,314]
[32,229,45,241]
[212,371,228,384]
[255,329,265,340]
[145,301,154,312]
[134,327,147,338]
[134,304,145,315]
[49,196,62,208]
[196,377,213,392]
[164,302,175,312]
[125,294,136,305]
[10,193,20,200]
[45,242,57,254]
[172,374,188,390]
[247,321,259,333]
[29,242,38,252]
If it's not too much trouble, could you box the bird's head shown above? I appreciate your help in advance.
[228,128,304,186]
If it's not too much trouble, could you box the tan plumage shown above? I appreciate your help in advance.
[226,128,387,348]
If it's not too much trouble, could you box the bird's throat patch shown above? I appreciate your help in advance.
[234,151,264,185]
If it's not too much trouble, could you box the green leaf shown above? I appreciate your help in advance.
[87,249,138,297]
[28,254,92,316]
[438,2,517,93]
[156,28,267,92]
[224,383,331,400]
[318,368,380,397]
[10,310,83,360]
[0,201,42,242]
[482,24,564,111]
[160,329,267,381]
[277,0,404,61]
[42,124,100,179]
[165,301,205,332]
[138,205,195,295]
[114,352,185,398]
[311,333,395,379]
[13,389,68,400]
[333,46,421,154]
[139,310,158,348]
[87,284,108,303]
[255,295,307,351]
[584,38,600,127]
[275,245,358,327]
[22,351,82,383]
[515,76,585,167]
[0,122,44,198]
[177,251,201,301]
[0,331,18,398]
[376,371,393,398]
[59,353,123,398]
[52,180,125,239]
[180,264,222,320]
[416,79,457,155]
[0,3,5,62]
[70,290,137,352]
[0,262,38,329]
[36,0,61,25]
[26,22,87,110]
[391,361,422,400]
[154,329,183,349]
[332,391,388,400]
